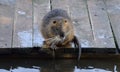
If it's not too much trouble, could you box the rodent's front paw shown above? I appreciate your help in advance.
[42,44,49,48]
[50,43,58,50]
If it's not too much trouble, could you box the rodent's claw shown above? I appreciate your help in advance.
[50,43,58,50]
[60,36,65,43]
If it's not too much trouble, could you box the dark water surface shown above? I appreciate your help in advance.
[0,58,119,72]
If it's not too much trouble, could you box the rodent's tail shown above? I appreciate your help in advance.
[72,36,81,61]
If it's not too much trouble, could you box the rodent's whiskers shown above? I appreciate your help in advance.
[45,29,72,46]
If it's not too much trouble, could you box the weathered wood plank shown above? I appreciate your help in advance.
[33,0,50,47]
[104,0,120,49]
[68,0,95,48]
[51,0,70,12]
[0,0,15,48]
[12,0,33,48]
[87,0,115,48]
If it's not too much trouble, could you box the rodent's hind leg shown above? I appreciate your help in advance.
[72,36,81,61]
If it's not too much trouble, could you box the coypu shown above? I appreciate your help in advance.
[40,9,81,60]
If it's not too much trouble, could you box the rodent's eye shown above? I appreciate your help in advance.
[64,20,67,23]
[53,20,57,24]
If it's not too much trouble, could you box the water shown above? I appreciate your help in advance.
[0,58,119,72]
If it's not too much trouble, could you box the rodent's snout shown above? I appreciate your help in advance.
[55,27,65,38]
[59,31,64,38]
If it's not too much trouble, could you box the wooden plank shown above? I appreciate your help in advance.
[104,0,120,49]
[87,0,115,48]
[51,0,70,13]
[68,0,95,48]
[0,0,15,48]
[33,0,50,47]
[12,0,33,48]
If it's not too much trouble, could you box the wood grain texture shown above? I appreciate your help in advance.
[0,0,15,48]
[0,0,118,50]
[104,0,120,49]
[68,0,95,48]
[12,0,33,48]
[51,0,70,13]
[33,0,50,47]
[87,0,115,48]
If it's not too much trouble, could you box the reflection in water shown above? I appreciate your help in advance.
[0,69,9,72]
[74,66,112,72]
[0,65,117,72]
[11,67,40,72]
[0,67,40,72]
[0,59,119,72]
[114,65,117,72]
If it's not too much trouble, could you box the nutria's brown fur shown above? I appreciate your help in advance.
[41,9,74,48]
[40,9,81,60]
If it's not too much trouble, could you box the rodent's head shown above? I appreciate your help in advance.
[49,16,71,38]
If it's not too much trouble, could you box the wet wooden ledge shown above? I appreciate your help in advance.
[0,47,118,59]
[0,51,119,60]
